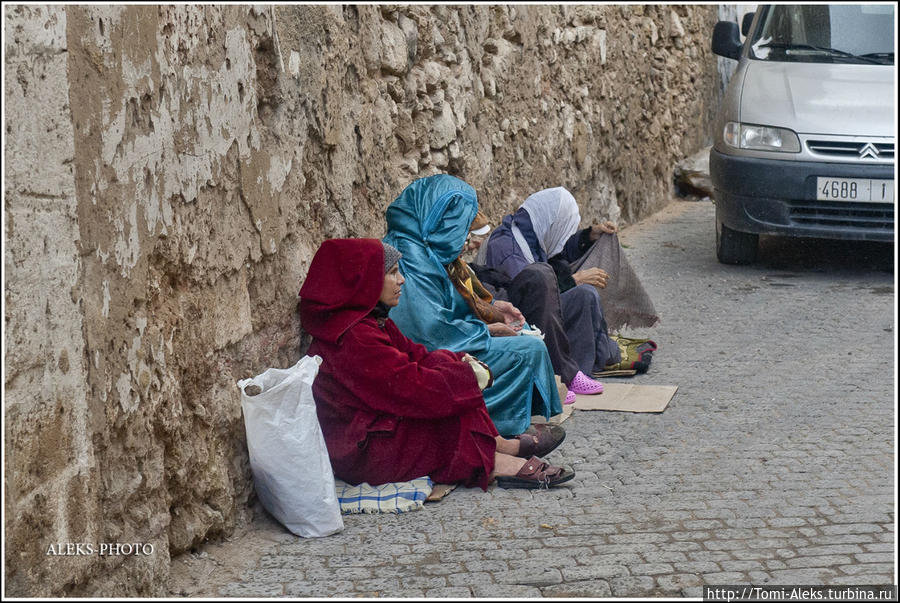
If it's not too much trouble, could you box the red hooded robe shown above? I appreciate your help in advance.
[299,238,498,490]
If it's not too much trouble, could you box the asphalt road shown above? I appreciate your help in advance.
[168,199,896,597]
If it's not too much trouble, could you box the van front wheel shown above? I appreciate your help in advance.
[716,221,758,264]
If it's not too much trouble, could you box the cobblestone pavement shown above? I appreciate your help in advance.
[168,199,896,597]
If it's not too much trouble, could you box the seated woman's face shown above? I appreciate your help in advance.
[379,264,405,307]
[463,233,486,253]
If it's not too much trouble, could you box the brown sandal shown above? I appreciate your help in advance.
[495,456,575,489]
[516,423,566,458]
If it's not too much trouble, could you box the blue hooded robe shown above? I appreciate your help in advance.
[383,174,562,436]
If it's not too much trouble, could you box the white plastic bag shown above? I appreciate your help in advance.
[237,355,344,537]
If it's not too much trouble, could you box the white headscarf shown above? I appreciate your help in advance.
[519,187,581,259]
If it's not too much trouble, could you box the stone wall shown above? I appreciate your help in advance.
[3,4,721,596]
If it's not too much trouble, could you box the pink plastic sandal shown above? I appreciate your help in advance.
[569,371,604,395]
[564,390,577,405]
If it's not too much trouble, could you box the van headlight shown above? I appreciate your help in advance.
[723,122,801,152]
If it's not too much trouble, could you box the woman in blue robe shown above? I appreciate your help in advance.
[383,174,562,437]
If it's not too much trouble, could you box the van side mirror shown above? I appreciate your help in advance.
[741,12,755,36]
[712,21,742,60]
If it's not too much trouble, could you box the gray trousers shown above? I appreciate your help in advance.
[560,284,621,374]
[490,264,581,386]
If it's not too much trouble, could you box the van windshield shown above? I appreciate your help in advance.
[749,4,895,65]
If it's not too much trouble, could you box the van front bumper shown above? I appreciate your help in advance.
[709,148,895,242]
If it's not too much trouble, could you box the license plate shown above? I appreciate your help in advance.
[816,177,894,203]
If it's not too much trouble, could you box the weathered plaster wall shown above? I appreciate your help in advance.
[4,4,720,596]
[4,3,106,596]
[717,4,758,90]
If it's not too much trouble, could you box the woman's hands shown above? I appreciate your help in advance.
[589,221,618,241]
[491,300,524,331]
[573,267,610,288]
[577,222,616,288]
[487,322,519,337]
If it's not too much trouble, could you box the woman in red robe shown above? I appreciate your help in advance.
[298,238,574,491]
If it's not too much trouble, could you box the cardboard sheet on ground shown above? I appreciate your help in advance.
[426,483,457,502]
[531,402,575,427]
[574,383,677,413]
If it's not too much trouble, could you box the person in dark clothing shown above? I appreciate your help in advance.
[469,262,582,400]
[483,188,624,385]
[460,210,603,403]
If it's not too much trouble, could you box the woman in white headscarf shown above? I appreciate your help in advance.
[482,188,622,396]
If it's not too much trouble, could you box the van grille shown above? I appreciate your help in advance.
[789,200,895,231]
[806,140,894,161]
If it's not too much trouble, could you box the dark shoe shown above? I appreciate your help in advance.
[495,456,575,489]
[516,423,565,458]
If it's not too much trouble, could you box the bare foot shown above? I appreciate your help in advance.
[489,452,527,479]
[494,435,521,456]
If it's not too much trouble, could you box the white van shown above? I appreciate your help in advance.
[710,4,895,264]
